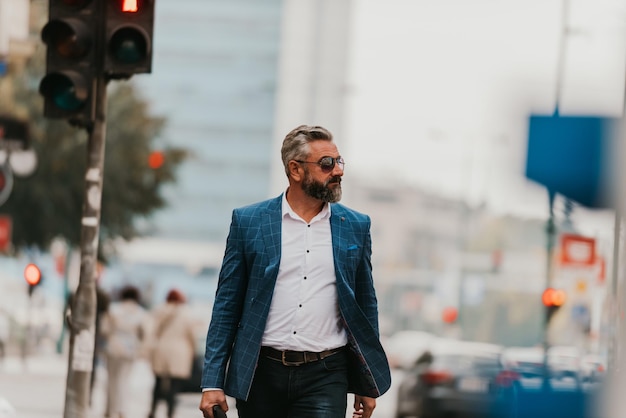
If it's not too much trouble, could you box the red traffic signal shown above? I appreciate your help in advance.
[24,263,42,286]
[122,0,139,12]
[104,0,154,78]
[542,288,566,307]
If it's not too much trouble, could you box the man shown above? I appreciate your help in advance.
[199,125,391,418]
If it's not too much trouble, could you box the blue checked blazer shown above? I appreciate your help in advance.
[201,194,391,400]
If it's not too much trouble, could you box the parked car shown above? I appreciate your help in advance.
[395,340,510,418]
[579,353,606,383]
[500,346,592,418]
[383,330,438,369]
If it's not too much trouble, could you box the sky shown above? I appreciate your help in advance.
[344,0,626,223]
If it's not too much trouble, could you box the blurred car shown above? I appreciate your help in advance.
[547,345,582,381]
[383,330,438,369]
[395,340,510,418]
[500,346,593,418]
[580,354,606,383]
[501,346,546,391]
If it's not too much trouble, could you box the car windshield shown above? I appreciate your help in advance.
[434,354,501,374]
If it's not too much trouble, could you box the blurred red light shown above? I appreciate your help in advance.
[542,288,566,307]
[420,370,453,385]
[24,263,42,286]
[442,306,458,324]
[495,370,520,388]
[122,0,138,12]
[148,151,165,169]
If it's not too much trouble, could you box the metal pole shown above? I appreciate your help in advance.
[63,73,108,418]
[57,245,73,354]
[543,190,556,387]
[608,213,621,369]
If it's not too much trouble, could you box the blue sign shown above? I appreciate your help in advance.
[526,114,623,209]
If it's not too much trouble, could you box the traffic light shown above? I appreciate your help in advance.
[104,0,155,79]
[24,263,43,297]
[542,287,566,323]
[39,0,101,126]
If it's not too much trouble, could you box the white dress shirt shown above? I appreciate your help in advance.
[261,193,348,352]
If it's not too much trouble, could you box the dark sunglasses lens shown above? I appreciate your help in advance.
[319,157,335,171]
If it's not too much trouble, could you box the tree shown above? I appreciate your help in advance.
[0,51,186,259]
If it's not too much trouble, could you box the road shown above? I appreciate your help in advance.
[0,352,402,418]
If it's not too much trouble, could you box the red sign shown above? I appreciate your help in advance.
[561,234,596,266]
[0,215,11,253]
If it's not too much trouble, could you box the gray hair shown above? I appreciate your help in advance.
[281,125,334,177]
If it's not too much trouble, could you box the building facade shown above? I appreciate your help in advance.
[133,0,354,242]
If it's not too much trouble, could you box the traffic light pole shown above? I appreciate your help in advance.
[63,74,108,418]
[542,190,556,388]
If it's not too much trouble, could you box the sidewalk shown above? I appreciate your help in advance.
[0,353,216,418]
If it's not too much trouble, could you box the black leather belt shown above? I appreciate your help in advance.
[260,346,345,366]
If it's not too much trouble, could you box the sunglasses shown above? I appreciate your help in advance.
[296,156,345,172]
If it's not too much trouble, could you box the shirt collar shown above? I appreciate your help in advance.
[282,189,332,222]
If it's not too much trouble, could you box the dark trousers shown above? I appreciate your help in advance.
[236,349,349,418]
[149,376,183,418]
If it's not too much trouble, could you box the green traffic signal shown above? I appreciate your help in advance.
[109,27,149,64]
[40,0,98,125]
[39,72,88,111]
[104,0,154,78]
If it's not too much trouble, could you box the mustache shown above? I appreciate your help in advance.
[327,176,342,185]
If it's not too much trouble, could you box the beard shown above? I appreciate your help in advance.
[302,172,342,203]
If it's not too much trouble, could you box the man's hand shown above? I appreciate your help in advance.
[352,395,376,418]
[199,389,228,418]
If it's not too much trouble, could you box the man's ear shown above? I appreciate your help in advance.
[288,160,303,181]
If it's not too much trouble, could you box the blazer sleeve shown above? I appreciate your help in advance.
[201,209,250,389]
[353,215,380,336]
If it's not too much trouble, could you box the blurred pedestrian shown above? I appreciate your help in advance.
[147,288,196,418]
[198,125,391,418]
[101,285,148,418]
[91,284,110,400]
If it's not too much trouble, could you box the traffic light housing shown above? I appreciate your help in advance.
[24,263,43,297]
[542,287,566,323]
[39,0,100,126]
[104,0,155,79]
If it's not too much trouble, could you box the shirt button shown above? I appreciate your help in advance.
[293,331,297,334]
[304,277,307,280]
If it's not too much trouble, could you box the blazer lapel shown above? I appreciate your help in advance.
[330,204,349,278]
[261,195,283,274]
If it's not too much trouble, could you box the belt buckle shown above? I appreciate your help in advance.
[281,351,304,366]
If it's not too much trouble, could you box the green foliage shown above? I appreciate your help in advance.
[0,53,186,258]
